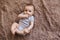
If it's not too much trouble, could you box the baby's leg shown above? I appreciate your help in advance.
[15,29,25,35]
[11,22,19,35]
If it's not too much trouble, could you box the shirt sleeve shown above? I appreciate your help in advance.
[29,16,34,22]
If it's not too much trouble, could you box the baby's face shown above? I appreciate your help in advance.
[24,6,34,16]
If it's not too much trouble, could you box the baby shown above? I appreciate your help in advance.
[11,4,35,35]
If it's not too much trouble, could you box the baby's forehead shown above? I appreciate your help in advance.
[25,5,34,8]
[25,5,34,7]
[24,5,34,10]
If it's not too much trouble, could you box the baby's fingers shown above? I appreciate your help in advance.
[24,30,30,34]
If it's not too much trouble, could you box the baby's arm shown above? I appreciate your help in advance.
[24,21,34,33]
[18,13,29,18]
[28,21,34,30]
[15,13,29,23]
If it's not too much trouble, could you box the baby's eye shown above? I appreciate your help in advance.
[29,10,31,12]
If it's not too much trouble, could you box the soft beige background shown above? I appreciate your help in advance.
[0,0,60,40]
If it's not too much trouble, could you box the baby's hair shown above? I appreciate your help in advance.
[24,4,35,11]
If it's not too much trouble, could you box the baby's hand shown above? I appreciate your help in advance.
[24,28,30,34]
[24,14,29,18]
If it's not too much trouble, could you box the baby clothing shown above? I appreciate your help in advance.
[18,13,34,31]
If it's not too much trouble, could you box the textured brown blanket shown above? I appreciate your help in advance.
[0,0,60,40]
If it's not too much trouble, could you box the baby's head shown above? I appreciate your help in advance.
[24,4,35,16]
